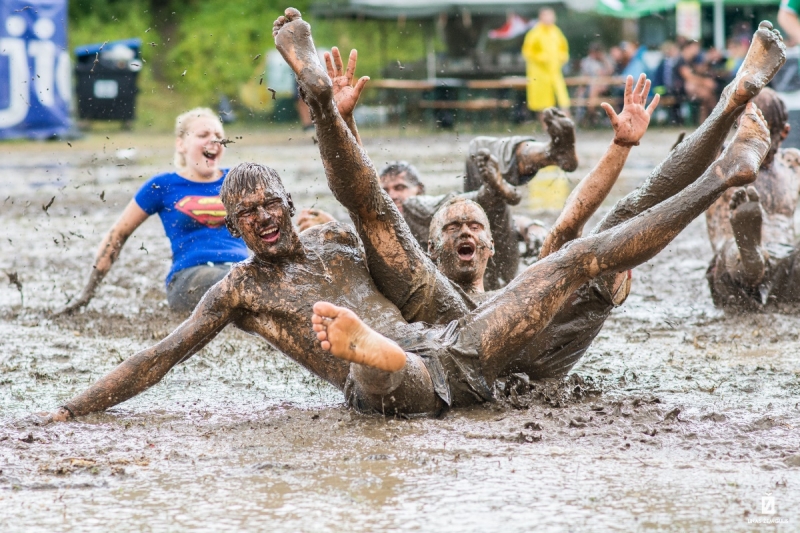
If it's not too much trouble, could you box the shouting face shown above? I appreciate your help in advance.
[176,116,226,180]
[227,186,298,259]
[429,200,493,292]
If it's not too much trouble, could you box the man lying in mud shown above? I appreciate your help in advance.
[278,12,784,376]
[295,47,579,287]
[39,11,781,422]
[705,88,800,310]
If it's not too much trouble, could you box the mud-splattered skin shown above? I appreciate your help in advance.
[704,90,800,308]
[428,200,494,294]
[706,148,800,251]
[54,210,428,419]
[594,22,786,235]
[274,7,772,395]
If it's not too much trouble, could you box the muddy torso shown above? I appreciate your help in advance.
[229,222,413,390]
[706,148,800,252]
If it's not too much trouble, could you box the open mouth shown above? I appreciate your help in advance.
[457,241,476,261]
[202,149,219,161]
[259,226,280,244]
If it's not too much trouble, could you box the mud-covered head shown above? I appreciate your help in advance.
[751,88,789,166]
[221,163,300,258]
[428,197,494,292]
[378,161,425,212]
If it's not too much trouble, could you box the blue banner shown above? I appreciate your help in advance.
[0,0,70,139]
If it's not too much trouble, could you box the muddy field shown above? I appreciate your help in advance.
[1,125,798,532]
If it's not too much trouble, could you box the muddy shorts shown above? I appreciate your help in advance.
[464,135,536,191]
[345,319,494,414]
[166,262,233,313]
[497,271,630,379]
[707,242,800,310]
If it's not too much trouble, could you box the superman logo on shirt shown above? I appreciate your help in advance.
[175,196,227,227]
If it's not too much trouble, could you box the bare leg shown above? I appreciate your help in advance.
[725,186,768,286]
[594,22,785,234]
[274,9,469,325]
[468,104,770,383]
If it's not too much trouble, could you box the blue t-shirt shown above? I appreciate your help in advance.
[134,170,249,285]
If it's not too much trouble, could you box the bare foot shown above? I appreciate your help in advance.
[729,186,766,285]
[312,302,407,373]
[272,8,332,103]
[473,148,522,205]
[724,21,785,112]
[542,107,578,172]
[718,102,770,188]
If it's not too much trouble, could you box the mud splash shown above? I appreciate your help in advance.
[1,129,799,531]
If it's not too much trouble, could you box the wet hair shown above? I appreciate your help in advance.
[220,162,291,215]
[378,161,424,189]
[752,88,788,139]
[173,107,224,169]
[428,196,492,242]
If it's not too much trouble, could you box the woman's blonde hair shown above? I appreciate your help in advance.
[173,107,224,169]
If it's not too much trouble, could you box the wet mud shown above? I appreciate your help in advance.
[1,128,800,531]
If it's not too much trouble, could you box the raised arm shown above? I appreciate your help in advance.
[539,74,659,258]
[56,200,149,314]
[324,47,369,146]
[42,278,240,423]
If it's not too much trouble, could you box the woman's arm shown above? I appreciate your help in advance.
[57,199,149,314]
[539,75,660,258]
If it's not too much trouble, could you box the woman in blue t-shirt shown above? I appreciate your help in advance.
[60,108,249,314]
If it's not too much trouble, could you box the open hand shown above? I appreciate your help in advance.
[297,208,336,232]
[601,74,660,146]
[324,47,370,119]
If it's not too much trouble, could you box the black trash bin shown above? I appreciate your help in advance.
[74,39,142,122]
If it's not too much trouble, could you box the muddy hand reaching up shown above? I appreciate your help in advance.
[324,47,369,121]
[601,73,659,147]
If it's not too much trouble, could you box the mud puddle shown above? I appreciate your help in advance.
[1,128,799,531]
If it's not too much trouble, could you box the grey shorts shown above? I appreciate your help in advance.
[345,320,494,415]
[166,263,233,313]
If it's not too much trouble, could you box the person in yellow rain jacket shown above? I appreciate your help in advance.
[522,8,570,112]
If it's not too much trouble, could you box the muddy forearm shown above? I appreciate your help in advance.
[343,114,362,146]
[64,348,185,416]
[315,103,382,219]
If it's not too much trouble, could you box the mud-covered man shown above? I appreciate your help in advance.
[39,10,782,422]
[705,88,800,310]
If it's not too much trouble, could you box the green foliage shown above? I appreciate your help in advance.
[65,1,432,128]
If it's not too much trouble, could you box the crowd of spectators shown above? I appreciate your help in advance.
[573,30,752,126]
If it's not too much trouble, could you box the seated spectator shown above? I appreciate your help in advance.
[651,41,682,124]
[577,41,615,126]
[674,40,718,123]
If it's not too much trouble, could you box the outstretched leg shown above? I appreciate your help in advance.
[274,9,469,325]
[466,104,770,383]
[727,186,768,286]
[594,21,784,234]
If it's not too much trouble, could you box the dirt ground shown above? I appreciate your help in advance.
[1,124,799,532]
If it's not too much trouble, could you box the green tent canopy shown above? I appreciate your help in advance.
[596,0,778,18]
